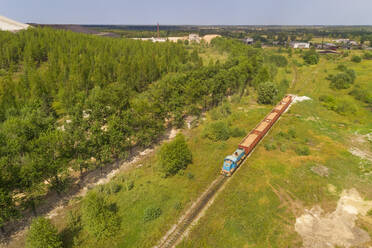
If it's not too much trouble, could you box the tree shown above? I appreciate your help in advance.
[257,82,279,104]
[351,55,361,63]
[158,134,192,177]
[0,189,18,233]
[81,191,120,241]
[303,48,319,65]
[26,217,62,248]
[329,73,354,89]
[31,130,70,195]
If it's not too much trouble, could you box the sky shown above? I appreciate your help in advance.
[3,0,372,25]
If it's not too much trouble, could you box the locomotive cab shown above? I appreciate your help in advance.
[221,148,245,176]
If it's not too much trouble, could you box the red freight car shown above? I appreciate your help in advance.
[238,95,293,154]
[221,95,293,176]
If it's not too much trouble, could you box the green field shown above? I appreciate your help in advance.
[178,51,372,247]
[52,50,372,248]
[3,31,371,248]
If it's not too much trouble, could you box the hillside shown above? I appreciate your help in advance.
[0,15,29,32]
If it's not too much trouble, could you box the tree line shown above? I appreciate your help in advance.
[0,31,268,232]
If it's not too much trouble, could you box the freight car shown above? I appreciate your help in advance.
[221,95,293,176]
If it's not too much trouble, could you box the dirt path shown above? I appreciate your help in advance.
[0,128,180,248]
[290,64,298,89]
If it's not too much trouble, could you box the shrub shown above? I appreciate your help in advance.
[336,64,347,71]
[230,127,246,137]
[210,103,231,120]
[363,52,372,60]
[288,129,297,139]
[81,191,120,241]
[202,121,231,141]
[174,202,183,210]
[280,144,287,152]
[349,85,372,104]
[257,82,279,104]
[264,143,277,151]
[295,146,310,156]
[328,72,354,89]
[158,134,192,177]
[351,55,362,63]
[334,99,357,115]
[107,183,122,194]
[143,207,162,222]
[268,54,288,67]
[186,172,194,180]
[26,217,62,248]
[319,95,356,114]
[125,180,134,191]
[303,49,319,65]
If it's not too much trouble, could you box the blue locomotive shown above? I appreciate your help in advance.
[221,148,245,176]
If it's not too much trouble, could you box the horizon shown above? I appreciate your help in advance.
[3,0,372,26]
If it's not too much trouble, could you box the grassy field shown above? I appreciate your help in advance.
[177,51,372,247]
[22,48,371,248]
[49,93,272,248]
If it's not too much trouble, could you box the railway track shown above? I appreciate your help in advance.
[156,95,295,248]
[157,174,228,248]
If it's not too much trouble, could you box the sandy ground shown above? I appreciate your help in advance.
[295,188,372,248]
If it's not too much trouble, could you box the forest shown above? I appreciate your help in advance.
[0,28,278,232]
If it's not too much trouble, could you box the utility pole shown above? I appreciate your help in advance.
[157,22,160,38]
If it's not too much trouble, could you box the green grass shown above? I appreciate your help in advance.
[54,50,372,248]
[57,94,271,248]
[178,50,372,247]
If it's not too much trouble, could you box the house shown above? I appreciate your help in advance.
[323,42,337,50]
[291,42,310,49]
[333,39,350,44]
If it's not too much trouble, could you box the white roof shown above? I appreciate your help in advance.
[0,15,29,32]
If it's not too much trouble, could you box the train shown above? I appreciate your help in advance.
[221,95,294,176]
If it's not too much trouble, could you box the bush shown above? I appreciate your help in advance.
[264,143,277,151]
[303,49,319,65]
[210,103,231,120]
[363,52,372,60]
[26,217,62,248]
[349,85,372,104]
[202,121,245,141]
[81,191,120,241]
[288,129,297,139]
[257,82,279,104]
[334,99,357,115]
[280,144,287,152]
[319,95,356,114]
[107,183,122,194]
[351,55,362,63]
[143,207,162,222]
[202,121,231,141]
[158,134,192,177]
[328,73,354,89]
[268,54,288,67]
[295,146,310,156]
[336,64,347,71]
[230,127,246,137]
[186,172,194,180]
